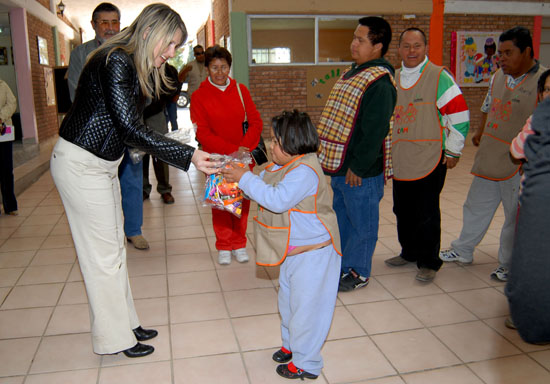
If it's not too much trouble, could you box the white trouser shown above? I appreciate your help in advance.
[50,138,139,354]
[279,245,341,375]
[451,173,520,268]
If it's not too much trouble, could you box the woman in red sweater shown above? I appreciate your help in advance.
[191,45,263,265]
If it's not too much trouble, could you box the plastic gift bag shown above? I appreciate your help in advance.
[165,128,191,144]
[202,151,252,217]
[128,148,146,164]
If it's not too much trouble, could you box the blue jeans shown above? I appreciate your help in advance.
[331,173,384,277]
[118,150,143,237]
[165,102,178,131]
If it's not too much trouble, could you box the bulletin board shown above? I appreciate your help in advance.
[452,31,501,87]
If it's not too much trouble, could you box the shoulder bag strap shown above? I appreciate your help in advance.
[236,83,248,128]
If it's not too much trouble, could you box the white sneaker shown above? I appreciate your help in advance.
[439,248,473,264]
[232,248,249,263]
[218,250,232,265]
[491,266,508,282]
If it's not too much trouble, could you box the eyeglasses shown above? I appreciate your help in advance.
[194,52,205,56]
[96,20,120,27]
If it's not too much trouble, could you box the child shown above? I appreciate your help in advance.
[222,110,341,380]
[510,69,550,161]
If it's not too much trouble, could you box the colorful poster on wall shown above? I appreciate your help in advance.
[44,67,56,106]
[454,31,501,87]
[306,66,348,107]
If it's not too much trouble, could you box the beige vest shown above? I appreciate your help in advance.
[187,60,207,97]
[471,66,546,180]
[392,62,444,180]
[254,153,342,266]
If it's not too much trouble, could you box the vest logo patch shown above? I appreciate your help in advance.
[394,103,417,134]
[488,98,511,122]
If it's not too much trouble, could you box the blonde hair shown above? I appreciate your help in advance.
[96,3,187,99]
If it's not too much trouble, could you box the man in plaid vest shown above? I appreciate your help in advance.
[318,16,397,292]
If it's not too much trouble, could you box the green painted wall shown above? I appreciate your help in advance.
[230,12,249,87]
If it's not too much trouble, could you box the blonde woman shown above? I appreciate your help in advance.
[50,4,218,358]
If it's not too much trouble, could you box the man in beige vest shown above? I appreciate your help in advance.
[385,28,470,282]
[179,45,208,99]
[440,26,546,282]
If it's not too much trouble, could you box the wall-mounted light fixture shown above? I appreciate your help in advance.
[57,1,66,17]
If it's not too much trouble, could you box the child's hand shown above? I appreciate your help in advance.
[222,163,249,183]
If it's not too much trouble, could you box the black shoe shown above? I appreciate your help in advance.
[276,363,318,380]
[133,326,158,341]
[122,342,154,358]
[272,348,293,363]
[338,268,369,292]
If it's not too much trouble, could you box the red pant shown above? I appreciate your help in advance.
[212,198,250,250]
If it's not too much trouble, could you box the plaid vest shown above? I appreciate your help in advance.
[318,65,395,181]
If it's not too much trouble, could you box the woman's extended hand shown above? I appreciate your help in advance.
[221,163,249,183]
[191,149,222,174]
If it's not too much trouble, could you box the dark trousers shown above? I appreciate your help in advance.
[392,157,447,271]
[143,154,172,196]
[0,141,17,214]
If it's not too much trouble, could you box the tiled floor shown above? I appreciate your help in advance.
[1,143,550,384]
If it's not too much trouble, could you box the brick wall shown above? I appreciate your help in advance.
[35,0,49,10]
[27,13,59,142]
[213,0,229,46]
[248,13,535,138]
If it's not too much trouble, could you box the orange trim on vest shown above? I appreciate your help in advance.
[482,132,512,145]
[471,166,520,181]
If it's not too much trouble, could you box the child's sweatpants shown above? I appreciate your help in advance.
[278,245,341,375]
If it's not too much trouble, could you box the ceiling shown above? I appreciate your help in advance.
[56,0,211,42]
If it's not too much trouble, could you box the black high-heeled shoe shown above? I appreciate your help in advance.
[122,342,154,358]
[133,326,158,341]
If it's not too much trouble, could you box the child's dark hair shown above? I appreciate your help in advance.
[538,69,550,94]
[272,110,320,156]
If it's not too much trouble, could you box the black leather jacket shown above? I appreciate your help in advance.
[59,49,194,170]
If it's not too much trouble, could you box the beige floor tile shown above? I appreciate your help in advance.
[25,369,98,384]
[166,238,210,255]
[322,336,396,382]
[140,228,165,242]
[327,306,366,340]
[168,270,221,296]
[400,294,477,327]
[376,272,444,299]
[20,215,61,226]
[217,266,274,291]
[165,225,206,241]
[169,292,228,323]
[0,337,41,376]
[433,267,489,292]
[337,277,395,304]
[529,349,550,370]
[0,268,24,287]
[0,237,45,252]
[483,317,550,353]
[224,287,278,318]
[10,224,54,238]
[67,263,84,282]
[164,205,199,217]
[402,365,483,384]
[0,376,25,384]
[372,329,460,373]
[0,307,52,338]
[449,287,509,319]
[40,234,74,249]
[167,252,214,273]
[371,257,418,276]
[126,240,166,258]
[101,325,171,366]
[127,256,166,277]
[357,377,406,384]
[58,281,88,304]
[173,353,248,384]
[0,250,35,268]
[1,283,63,309]
[0,216,26,228]
[129,274,168,299]
[135,297,169,326]
[463,263,507,287]
[45,304,90,335]
[348,300,423,335]
[243,349,329,384]
[31,206,65,216]
[99,361,171,384]
[30,247,76,266]
[232,314,282,351]
[49,222,72,236]
[17,264,71,285]
[171,319,239,358]
[431,321,521,362]
[0,287,9,304]
[29,333,100,373]
[468,355,550,384]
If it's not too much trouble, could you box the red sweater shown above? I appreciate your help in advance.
[191,78,263,155]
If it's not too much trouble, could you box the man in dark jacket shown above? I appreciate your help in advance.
[317,16,397,291]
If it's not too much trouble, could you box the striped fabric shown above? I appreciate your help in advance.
[318,66,395,180]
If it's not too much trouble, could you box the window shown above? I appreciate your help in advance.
[249,15,358,65]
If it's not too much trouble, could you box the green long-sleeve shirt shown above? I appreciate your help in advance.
[332,58,397,178]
